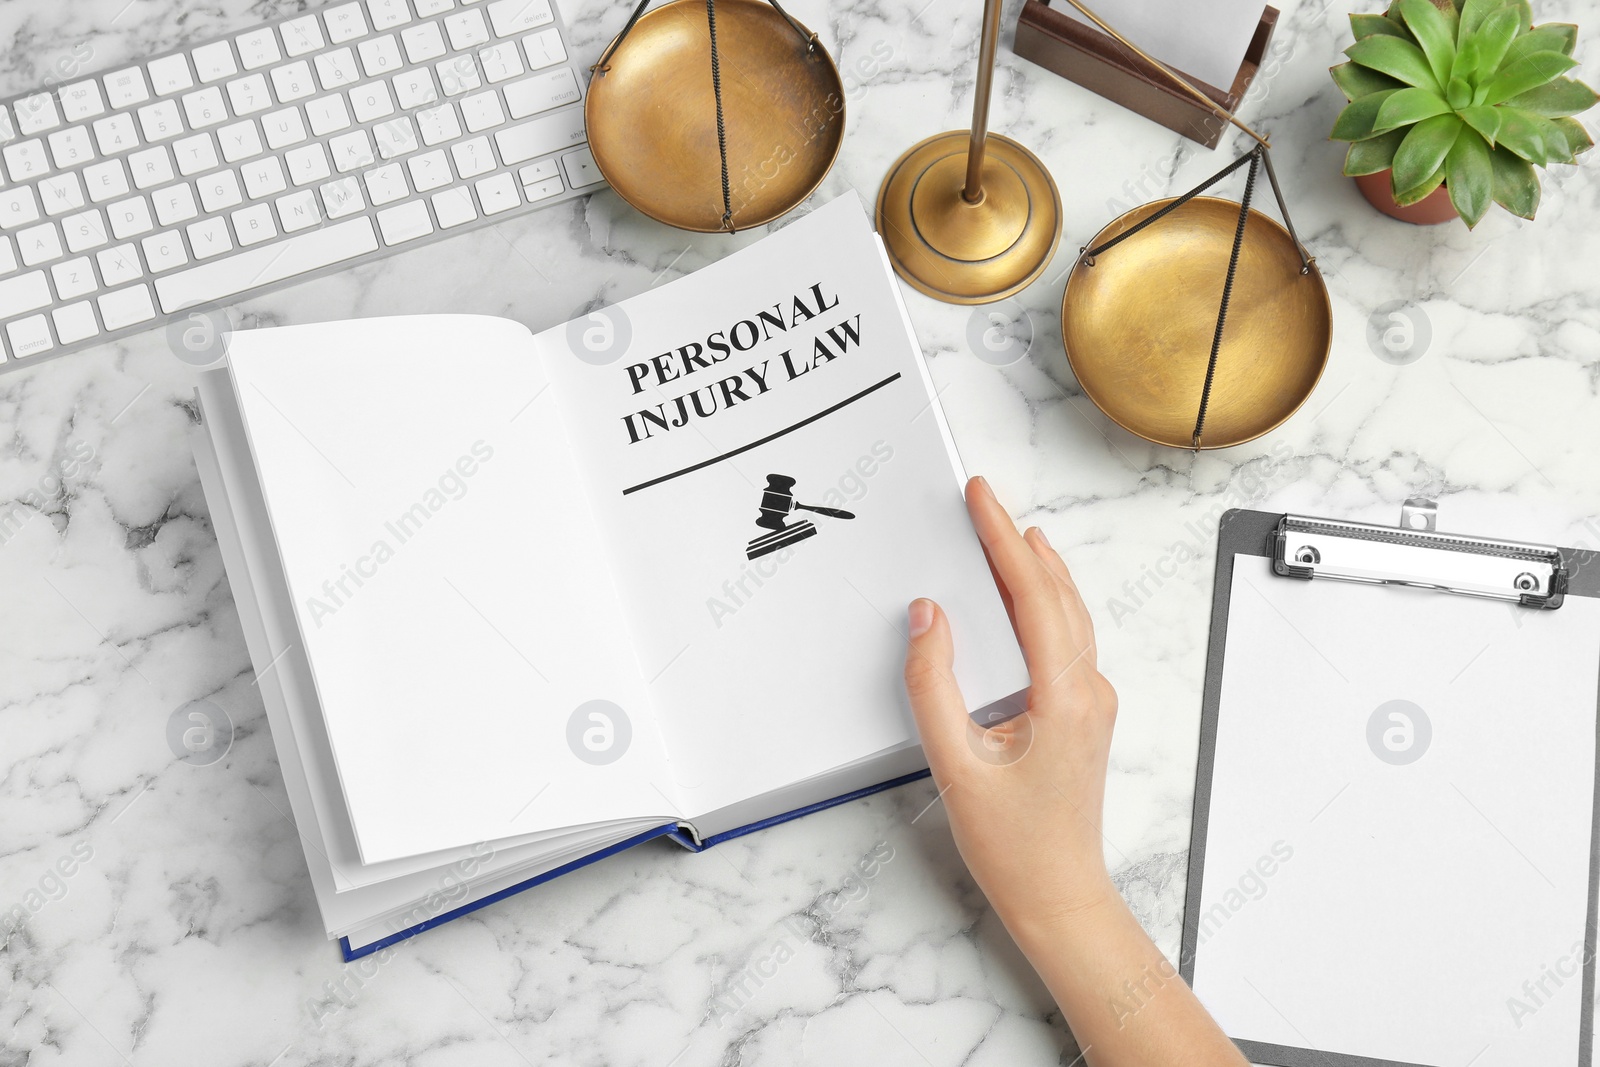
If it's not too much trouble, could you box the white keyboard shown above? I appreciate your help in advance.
[0,0,601,370]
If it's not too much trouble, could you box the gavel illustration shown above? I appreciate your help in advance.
[746,474,855,559]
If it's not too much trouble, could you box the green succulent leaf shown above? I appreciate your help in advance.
[1503,25,1579,66]
[1551,117,1594,159]
[1331,89,1403,140]
[1481,53,1579,106]
[1530,22,1579,56]
[1393,112,1464,192]
[1446,75,1473,108]
[1344,129,1409,175]
[1399,0,1458,87]
[1512,0,1534,33]
[1455,7,1520,89]
[1489,144,1541,216]
[1331,61,1407,101]
[1445,127,1494,226]
[1504,77,1600,118]
[1394,165,1448,204]
[1374,86,1454,131]
[1351,12,1409,39]
[1457,104,1503,144]
[1457,0,1501,38]
[1495,105,1564,163]
[1347,35,1443,93]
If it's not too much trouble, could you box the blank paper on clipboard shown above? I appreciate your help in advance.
[1183,509,1600,1067]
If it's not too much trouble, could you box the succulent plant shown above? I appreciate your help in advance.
[1330,0,1598,226]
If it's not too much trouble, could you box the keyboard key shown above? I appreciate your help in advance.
[154,217,379,313]
[377,200,433,244]
[186,216,233,259]
[460,90,504,133]
[561,146,603,188]
[104,67,152,109]
[173,133,220,176]
[231,203,277,246]
[183,86,228,129]
[360,35,404,77]
[305,94,352,136]
[218,120,264,162]
[349,81,396,123]
[324,3,369,44]
[407,149,452,191]
[39,174,87,216]
[0,271,52,319]
[17,224,63,266]
[363,163,409,204]
[330,130,375,172]
[401,22,448,63]
[319,176,365,218]
[198,169,244,212]
[271,61,317,103]
[60,80,107,122]
[53,302,99,345]
[0,236,16,275]
[63,210,110,252]
[488,0,552,37]
[3,139,50,180]
[97,244,144,286]
[262,107,308,150]
[450,135,494,177]
[475,172,518,214]
[287,143,332,185]
[276,189,322,231]
[137,99,184,142]
[92,113,139,155]
[99,284,158,329]
[129,146,176,189]
[153,183,200,226]
[141,230,189,271]
[16,92,63,135]
[0,110,14,144]
[84,160,131,203]
[241,156,287,198]
[7,315,53,357]
[192,41,240,83]
[393,69,439,111]
[227,73,273,115]
[415,0,456,14]
[315,48,361,90]
[436,54,482,96]
[0,187,41,228]
[149,54,196,96]
[517,158,557,184]
[478,42,524,83]
[494,107,585,165]
[432,185,476,227]
[522,27,566,69]
[280,15,326,57]
[415,103,461,146]
[444,9,490,50]
[108,196,155,239]
[47,125,95,168]
[235,29,282,71]
[367,0,413,30]
[51,257,98,299]
[373,116,418,159]
[523,172,562,202]
[503,67,580,119]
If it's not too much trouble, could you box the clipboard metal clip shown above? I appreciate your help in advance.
[1271,498,1567,610]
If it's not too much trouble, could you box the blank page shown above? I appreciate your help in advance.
[1193,555,1600,1066]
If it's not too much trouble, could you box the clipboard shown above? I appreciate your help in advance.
[1180,503,1600,1067]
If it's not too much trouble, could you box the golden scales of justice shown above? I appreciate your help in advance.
[583,0,1329,450]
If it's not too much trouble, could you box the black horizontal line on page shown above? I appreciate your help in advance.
[620,372,904,496]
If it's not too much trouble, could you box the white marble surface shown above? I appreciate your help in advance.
[3,0,1599,1062]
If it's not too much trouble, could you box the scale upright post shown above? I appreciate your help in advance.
[875,0,1062,304]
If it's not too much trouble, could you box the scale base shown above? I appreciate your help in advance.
[747,521,817,560]
[875,131,1062,305]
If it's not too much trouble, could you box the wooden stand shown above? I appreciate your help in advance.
[1013,1,1278,149]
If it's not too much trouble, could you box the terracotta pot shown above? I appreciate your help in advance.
[1352,169,1459,224]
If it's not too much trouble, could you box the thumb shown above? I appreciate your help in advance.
[904,598,970,774]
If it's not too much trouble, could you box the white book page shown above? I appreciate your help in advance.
[1193,555,1600,1066]
[536,197,1027,818]
[1052,0,1263,90]
[224,316,677,865]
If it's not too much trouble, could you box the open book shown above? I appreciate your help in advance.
[190,196,1027,960]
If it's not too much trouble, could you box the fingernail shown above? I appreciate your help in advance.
[1035,526,1052,548]
[974,475,992,498]
[908,598,934,637]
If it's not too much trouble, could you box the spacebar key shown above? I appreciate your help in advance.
[154,218,381,314]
